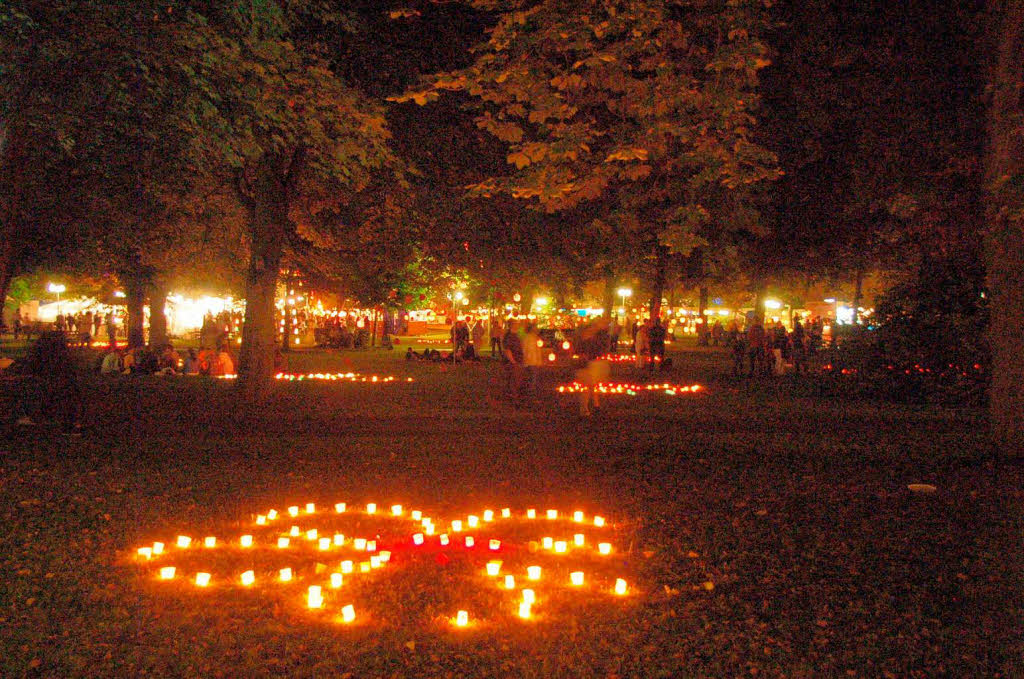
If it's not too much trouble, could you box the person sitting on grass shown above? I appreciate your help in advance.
[100,347,123,375]
[182,348,200,375]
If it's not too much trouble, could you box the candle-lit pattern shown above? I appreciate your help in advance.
[132,502,637,629]
[557,382,702,396]
[214,372,413,383]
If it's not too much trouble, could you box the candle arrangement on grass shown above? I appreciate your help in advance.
[557,382,703,396]
[133,502,636,629]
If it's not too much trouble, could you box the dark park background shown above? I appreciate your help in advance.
[1,0,1022,676]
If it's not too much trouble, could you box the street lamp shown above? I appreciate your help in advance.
[617,288,632,316]
[47,283,66,316]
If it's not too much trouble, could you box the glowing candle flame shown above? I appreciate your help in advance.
[486,561,501,576]
[547,509,557,520]
[501,508,511,518]
[574,534,585,547]
[504,575,515,589]
[176,536,191,549]
[598,543,612,555]
[238,535,251,548]
[413,533,424,545]
[411,510,422,521]
[455,610,469,627]
[306,529,318,541]
[440,534,450,546]
[333,534,345,546]
[341,561,353,574]
[366,503,376,514]
[425,524,435,535]
[353,538,366,551]
[614,578,628,595]
[241,570,255,586]
[334,503,346,513]
[290,526,300,537]
[379,551,391,563]
[279,568,292,582]
[468,515,479,528]
[573,511,584,522]
[159,566,175,579]
[138,547,152,559]
[527,566,541,581]
[359,562,371,573]
[370,555,381,569]
[288,506,299,517]
[267,509,278,520]
[483,510,494,522]
[522,588,535,604]
[542,537,553,550]
[308,585,323,608]
[391,505,403,516]
[278,537,290,549]
[341,604,356,623]
[256,515,267,525]
[554,541,567,554]
[527,509,536,519]
[518,601,532,619]
[195,572,211,587]
[330,573,343,588]
[452,520,463,532]
[570,571,584,586]
[305,503,315,514]
[366,540,377,552]
[594,516,605,527]
[489,539,501,551]
[465,536,475,548]
[318,537,331,551]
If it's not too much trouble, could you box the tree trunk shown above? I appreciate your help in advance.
[237,168,287,404]
[852,263,864,325]
[753,281,766,324]
[649,246,667,320]
[984,0,1024,456]
[148,281,169,348]
[123,273,147,348]
[602,268,616,318]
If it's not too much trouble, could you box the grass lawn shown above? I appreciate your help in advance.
[1,343,1021,677]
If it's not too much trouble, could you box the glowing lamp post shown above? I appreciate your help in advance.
[48,283,66,317]
[617,287,632,315]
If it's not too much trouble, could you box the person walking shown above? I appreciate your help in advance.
[634,319,652,370]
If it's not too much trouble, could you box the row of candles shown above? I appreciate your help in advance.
[215,373,413,382]
[557,382,702,396]
[137,503,630,626]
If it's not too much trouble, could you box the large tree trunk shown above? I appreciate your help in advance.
[237,167,287,404]
[984,0,1024,457]
[123,273,147,348]
[148,280,169,348]
[649,246,667,320]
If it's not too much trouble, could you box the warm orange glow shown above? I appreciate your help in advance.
[290,526,300,537]
[138,547,152,559]
[366,503,376,514]
[546,509,557,520]
[379,551,391,563]
[504,575,515,589]
[518,601,532,619]
[279,568,292,582]
[598,543,612,555]
[354,538,367,551]
[195,572,211,587]
[526,509,536,519]
[359,562,371,573]
[305,503,315,514]
[308,585,323,608]
[305,529,318,541]
[486,561,501,576]
[554,541,568,554]
[455,610,469,627]
[465,536,475,548]
[288,506,299,517]
[542,537,553,550]
[413,533,424,545]
[522,588,536,604]
[159,566,175,580]
[330,573,343,588]
[468,515,479,528]
[256,515,267,525]
[440,534,450,546]
[594,516,605,527]
[570,571,584,586]
[527,566,541,581]
[391,504,403,516]
[278,537,290,549]
[573,511,584,523]
[483,510,494,522]
[241,570,255,586]
[318,537,331,551]
[176,536,191,549]
[240,535,253,548]
[452,520,463,532]
[501,508,511,518]
[341,604,356,623]
[573,534,584,547]
[370,556,382,569]
[333,534,345,546]
[153,542,164,555]
[411,510,422,521]
[341,561,353,574]
[366,540,377,552]
[614,578,628,595]
[267,509,278,520]
[489,539,501,551]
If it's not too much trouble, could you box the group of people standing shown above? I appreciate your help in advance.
[731,318,819,377]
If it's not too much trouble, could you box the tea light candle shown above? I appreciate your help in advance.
[318,537,331,550]
[138,547,152,559]
[542,537,553,550]
[159,566,175,579]
[483,510,494,522]
[527,566,541,581]
[425,523,435,535]
[594,516,605,527]
[176,536,191,549]
[504,575,515,589]
[370,555,381,569]
[554,541,568,554]
[486,561,502,576]
[341,561,353,574]
[341,604,356,623]
[195,572,211,587]
[570,571,584,586]
[379,551,391,563]
[468,515,479,528]
[240,535,253,548]
[598,543,612,555]
[573,534,585,547]
[573,510,584,522]
[278,537,290,548]
[489,539,501,551]
[256,515,267,525]
[305,503,315,514]
[353,538,366,551]
[279,568,292,582]
[305,529,317,541]
[451,520,463,532]
[290,526,300,537]
[391,504,403,516]
[465,536,475,548]
[359,562,371,573]
[522,588,536,604]
[411,510,422,521]
[288,506,299,517]
[308,585,323,608]
[547,509,557,520]
[330,573,343,588]
[366,540,376,552]
[501,508,511,518]
[153,541,164,555]
[455,610,468,627]
[614,578,628,595]
[366,503,376,514]
[518,601,532,619]
[241,570,255,586]
[267,509,278,520]
[334,534,345,546]
[413,533,424,545]
[527,509,536,519]
[440,534,450,546]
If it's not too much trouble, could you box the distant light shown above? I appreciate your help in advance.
[764,299,782,310]
[113,290,126,298]
[534,297,548,307]
[47,283,66,294]
[824,297,836,303]
[617,288,632,298]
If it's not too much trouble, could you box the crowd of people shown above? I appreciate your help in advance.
[7,309,124,346]
[727,317,824,377]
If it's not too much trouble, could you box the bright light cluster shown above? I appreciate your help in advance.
[557,382,702,396]
[215,372,413,383]
[134,502,634,628]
